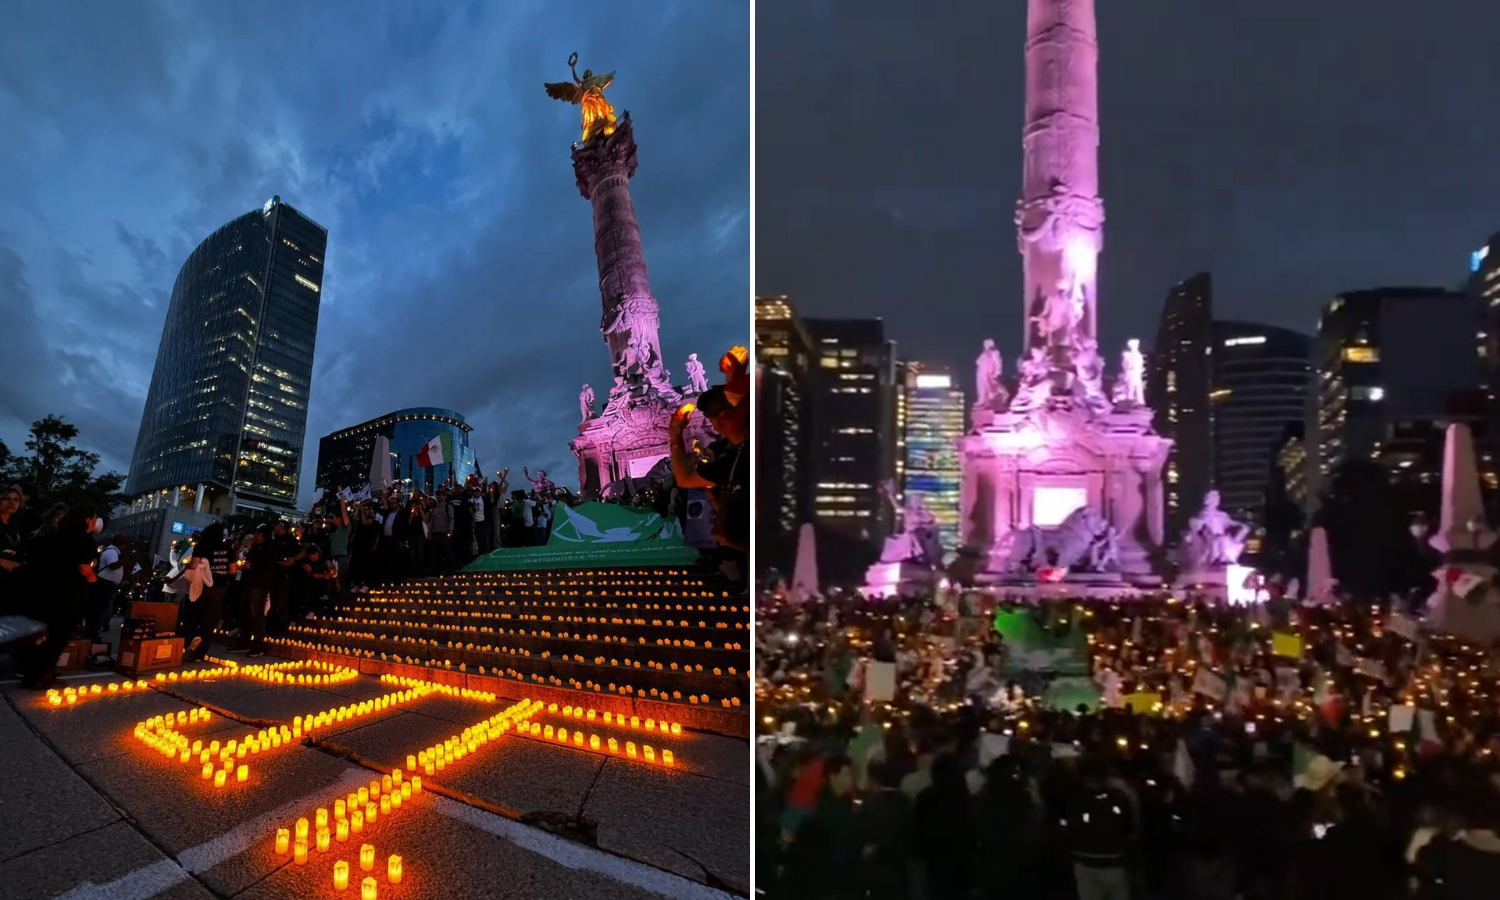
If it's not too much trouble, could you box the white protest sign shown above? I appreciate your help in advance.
[864,660,897,703]
[1192,669,1227,701]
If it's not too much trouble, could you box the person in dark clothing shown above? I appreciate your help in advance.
[0,483,27,617]
[1066,759,1137,900]
[452,491,475,567]
[974,755,1043,900]
[18,504,100,688]
[185,523,230,661]
[295,545,335,619]
[913,755,978,900]
[784,756,862,900]
[1412,787,1500,900]
[235,525,276,656]
[856,761,913,900]
[269,523,301,636]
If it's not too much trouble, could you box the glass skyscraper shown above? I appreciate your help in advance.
[315,408,478,495]
[125,195,327,516]
[903,365,966,555]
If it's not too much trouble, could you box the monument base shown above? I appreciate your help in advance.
[1425,563,1500,647]
[862,561,941,599]
[954,402,1171,589]
[570,391,712,499]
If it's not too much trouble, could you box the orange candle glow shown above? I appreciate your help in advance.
[379,796,390,816]
[294,840,308,864]
[296,817,310,840]
[351,810,364,833]
[411,776,422,794]
[214,770,227,788]
[663,749,675,767]
[317,808,329,829]
[236,764,249,783]
[387,854,403,884]
[336,818,350,842]
[365,802,377,824]
[360,844,375,871]
[335,799,346,820]
[275,828,290,854]
[333,859,349,890]
[201,763,213,779]
[361,876,377,900]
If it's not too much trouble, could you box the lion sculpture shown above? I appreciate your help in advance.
[1001,506,1121,574]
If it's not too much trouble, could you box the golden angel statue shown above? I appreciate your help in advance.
[544,52,617,143]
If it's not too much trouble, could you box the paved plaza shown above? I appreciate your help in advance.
[0,653,748,900]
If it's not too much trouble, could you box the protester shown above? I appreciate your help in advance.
[89,534,128,639]
[0,483,27,615]
[184,523,230,661]
[17,504,100,688]
[758,588,1500,900]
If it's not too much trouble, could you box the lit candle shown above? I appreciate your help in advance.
[362,876,377,900]
[236,764,248,783]
[411,776,422,794]
[275,828,290,854]
[317,828,331,852]
[379,796,390,816]
[662,750,674,767]
[400,783,411,800]
[351,810,364,833]
[626,742,637,758]
[360,844,375,871]
[333,859,349,890]
[214,770,227,788]
[202,763,214,780]
[317,808,329,829]
[366,802,377,824]
[294,840,308,864]
[335,799,346,820]
[390,790,401,809]
[296,818,310,840]
[336,818,350,842]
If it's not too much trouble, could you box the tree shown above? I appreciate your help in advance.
[0,415,128,516]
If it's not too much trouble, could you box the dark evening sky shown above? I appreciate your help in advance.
[0,1,748,506]
[757,0,1498,380]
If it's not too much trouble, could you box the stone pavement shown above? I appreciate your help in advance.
[0,654,748,900]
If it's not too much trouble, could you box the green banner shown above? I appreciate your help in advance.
[992,608,1091,676]
[463,503,699,571]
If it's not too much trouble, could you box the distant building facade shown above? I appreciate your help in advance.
[316,408,477,495]
[1149,272,1214,543]
[754,295,813,570]
[1209,321,1314,525]
[125,195,326,517]
[902,364,966,555]
[803,317,900,553]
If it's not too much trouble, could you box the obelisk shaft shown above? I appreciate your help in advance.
[571,114,664,370]
[1017,0,1105,357]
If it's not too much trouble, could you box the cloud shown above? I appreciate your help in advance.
[0,1,748,506]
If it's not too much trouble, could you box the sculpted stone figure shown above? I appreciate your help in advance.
[1179,489,1251,569]
[876,479,943,567]
[579,383,595,421]
[620,337,646,376]
[1118,338,1146,406]
[684,353,709,394]
[1069,338,1111,413]
[1002,506,1120,574]
[1010,346,1053,413]
[974,339,1004,410]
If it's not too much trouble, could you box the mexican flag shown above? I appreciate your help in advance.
[415,433,453,468]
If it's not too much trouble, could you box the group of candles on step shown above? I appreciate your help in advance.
[46,679,151,707]
[132,708,250,788]
[504,702,680,766]
[275,773,421,894]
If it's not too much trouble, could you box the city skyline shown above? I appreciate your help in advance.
[0,2,749,507]
[757,1,1497,380]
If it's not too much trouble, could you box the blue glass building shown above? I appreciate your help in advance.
[903,366,966,555]
[125,195,326,516]
[315,408,478,494]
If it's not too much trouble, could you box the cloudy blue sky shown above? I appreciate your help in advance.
[0,1,749,506]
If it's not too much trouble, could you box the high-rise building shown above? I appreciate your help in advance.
[315,408,478,496]
[754,295,813,569]
[1466,232,1500,450]
[902,364,965,555]
[1209,321,1314,528]
[803,317,899,556]
[1149,272,1214,542]
[1316,287,1482,478]
[125,195,326,517]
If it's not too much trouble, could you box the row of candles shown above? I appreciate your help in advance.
[276,771,422,896]
[46,678,152,707]
[279,637,746,707]
[409,699,541,776]
[312,613,748,637]
[333,599,746,614]
[296,626,741,672]
[292,622,746,653]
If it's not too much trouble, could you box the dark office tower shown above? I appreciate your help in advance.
[1209,321,1314,533]
[802,317,898,572]
[1148,272,1214,543]
[316,408,477,496]
[1316,287,1481,479]
[125,195,327,517]
[754,295,814,570]
[1467,232,1500,448]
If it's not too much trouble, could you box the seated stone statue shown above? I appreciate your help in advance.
[1179,489,1250,569]
[878,496,942,567]
[1001,506,1120,574]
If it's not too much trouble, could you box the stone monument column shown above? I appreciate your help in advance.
[1017,0,1105,357]
[571,113,664,369]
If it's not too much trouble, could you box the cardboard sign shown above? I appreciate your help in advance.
[1386,613,1421,643]
[864,660,897,703]
[978,732,1011,767]
[1193,669,1227,701]
[1271,631,1302,659]
[1356,658,1387,680]
[1389,704,1415,734]
[1122,691,1162,714]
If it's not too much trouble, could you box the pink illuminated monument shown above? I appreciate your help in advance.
[952,0,1172,591]
[547,57,713,497]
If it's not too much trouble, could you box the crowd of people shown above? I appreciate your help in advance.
[756,588,1500,899]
